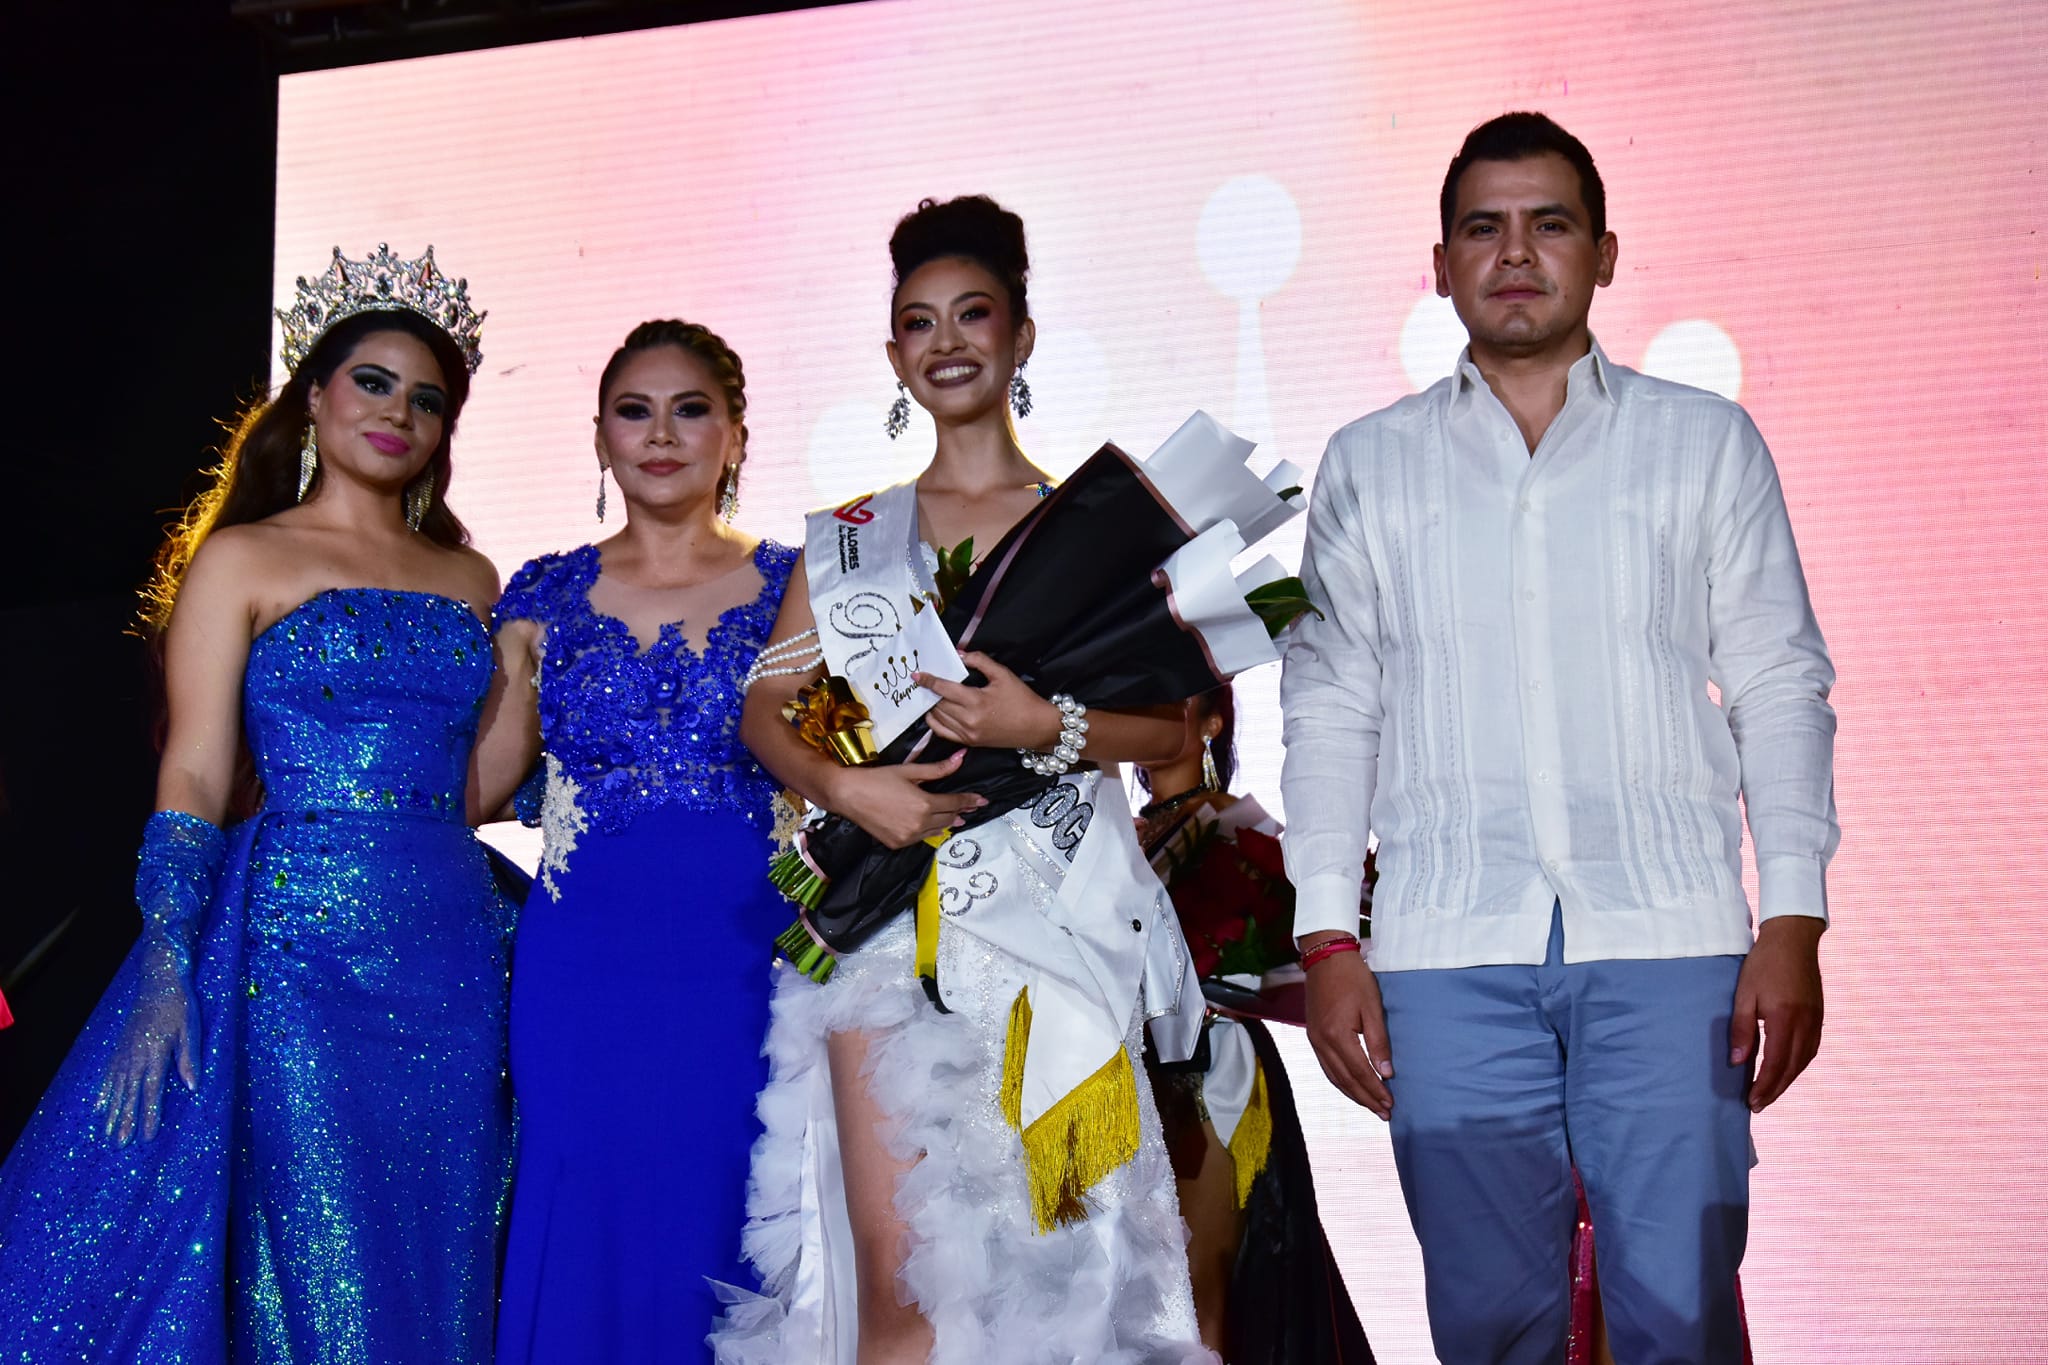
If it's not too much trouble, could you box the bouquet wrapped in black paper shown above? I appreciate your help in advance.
[769,411,1315,981]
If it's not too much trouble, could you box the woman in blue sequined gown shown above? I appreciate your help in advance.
[474,321,795,1364]
[0,269,515,1364]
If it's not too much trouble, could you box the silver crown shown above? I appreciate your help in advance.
[276,243,485,376]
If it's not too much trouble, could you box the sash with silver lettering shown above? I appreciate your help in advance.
[801,483,1202,1231]
[804,483,965,749]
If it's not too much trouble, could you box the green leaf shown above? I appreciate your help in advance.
[932,537,975,611]
[1243,575,1324,638]
[1213,913,1291,978]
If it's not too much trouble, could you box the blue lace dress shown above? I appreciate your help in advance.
[0,589,516,1363]
[490,540,797,1365]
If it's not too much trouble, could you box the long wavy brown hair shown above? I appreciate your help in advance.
[138,310,476,817]
[138,308,474,636]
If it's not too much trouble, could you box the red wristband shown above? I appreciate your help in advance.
[1300,936,1361,971]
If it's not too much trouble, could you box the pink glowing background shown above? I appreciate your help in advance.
[278,1,2046,1357]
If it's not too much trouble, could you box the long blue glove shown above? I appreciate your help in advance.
[97,811,224,1144]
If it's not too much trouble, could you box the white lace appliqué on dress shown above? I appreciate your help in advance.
[536,752,590,902]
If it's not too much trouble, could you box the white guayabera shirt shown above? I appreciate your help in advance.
[1280,341,1838,971]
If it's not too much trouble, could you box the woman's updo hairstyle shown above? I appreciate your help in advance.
[597,319,750,501]
[888,195,1030,327]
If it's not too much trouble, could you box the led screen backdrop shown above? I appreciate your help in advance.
[278,2,2045,1358]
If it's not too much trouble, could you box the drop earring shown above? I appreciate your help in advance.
[595,466,608,522]
[719,467,740,522]
[1200,733,1219,791]
[885,382,911,440]
[1009,362,1033,420]
[404,479,432,532]
[298,424,318,501]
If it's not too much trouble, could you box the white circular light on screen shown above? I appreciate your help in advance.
[1197,176,1303,302]
[807,399,926,505]
[1641,319,1742,400]
[1399,292,1467,392]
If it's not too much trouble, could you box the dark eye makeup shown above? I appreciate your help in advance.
[351,365,444,416]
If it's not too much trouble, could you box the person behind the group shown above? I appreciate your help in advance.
[722,195,1209,1363]
[473,319,798,1364]
[1280,112,1836,1364]
[0,245,516,1361]
[1134,685,1374,1364]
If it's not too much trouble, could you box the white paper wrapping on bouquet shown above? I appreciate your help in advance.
[1139,409,1307,545]
[1151,523,1291,679]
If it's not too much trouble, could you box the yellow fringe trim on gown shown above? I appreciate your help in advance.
[999,987,1142,1233]
[913,833,949,986]
[1226,1056,1273,1210]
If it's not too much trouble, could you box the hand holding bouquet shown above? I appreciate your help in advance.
[771,413,1317,980]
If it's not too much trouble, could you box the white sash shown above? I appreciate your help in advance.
[800,486,1204,1126]
[805,481,927,678]
[803,483,965,749]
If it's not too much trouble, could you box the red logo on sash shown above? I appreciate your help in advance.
[834,495,876,525]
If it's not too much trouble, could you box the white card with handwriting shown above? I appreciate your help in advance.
[843,606,970,750]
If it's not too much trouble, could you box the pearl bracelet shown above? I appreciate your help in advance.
[1020,693,1088,776]
[741,628,825,691]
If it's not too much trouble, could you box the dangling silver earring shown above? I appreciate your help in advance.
[1200,734,1219,791]
[1009,362,1033,420]
[718,466,740,522]
[404,479,432,532]
[885,382,911,440]
[595,466,608,522]
[298,424,318,502]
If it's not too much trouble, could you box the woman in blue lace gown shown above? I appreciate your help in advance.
[0,247,515,1363]
[474,320,796,1364]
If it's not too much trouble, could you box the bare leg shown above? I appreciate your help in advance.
[1174,1117,1247,1354]
[828,1028,934,1365]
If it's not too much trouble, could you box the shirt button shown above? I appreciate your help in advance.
[1519,498,1533,513]
[1528,680,1543,693]
[1535,770,1550,783]
[1522,589,1536,602]
[1547,858,1561,871]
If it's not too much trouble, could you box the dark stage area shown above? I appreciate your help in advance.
[4,4,274,1148]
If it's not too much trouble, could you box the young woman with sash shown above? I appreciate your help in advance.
[719,196,1211,1364]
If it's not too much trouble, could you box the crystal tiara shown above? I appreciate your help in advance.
[276,243,485,377]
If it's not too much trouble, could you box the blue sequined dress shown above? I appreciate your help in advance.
[0,589,516,1364]
[490,540,796,1365]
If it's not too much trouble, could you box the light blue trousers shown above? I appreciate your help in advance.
[1377,906,1751,1365]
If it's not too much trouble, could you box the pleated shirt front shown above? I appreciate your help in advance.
[1281,342,1837,970]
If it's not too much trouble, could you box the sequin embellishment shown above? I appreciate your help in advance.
[493,541,796,844]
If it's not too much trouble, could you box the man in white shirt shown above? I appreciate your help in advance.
[1280,112,1836,1363]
